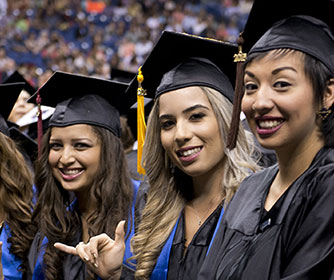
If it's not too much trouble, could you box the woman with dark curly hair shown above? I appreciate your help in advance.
[27,72,139,280]
[0,83,35,279]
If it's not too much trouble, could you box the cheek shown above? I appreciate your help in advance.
[241,96,253,115]
[160,131,173,151]
[48,151,58,167]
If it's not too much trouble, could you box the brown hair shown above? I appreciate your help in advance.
[32,126,133,279]
[0,132,34,273]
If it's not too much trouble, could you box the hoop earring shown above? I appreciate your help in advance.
[317,107,332,120]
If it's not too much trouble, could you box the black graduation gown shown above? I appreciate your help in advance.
[167,205,223,279]
[121,204,223,279]
[198,147,334,280]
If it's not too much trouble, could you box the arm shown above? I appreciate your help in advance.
[54,221,126,280]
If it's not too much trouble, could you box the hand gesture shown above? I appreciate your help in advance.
[54,220,126,280]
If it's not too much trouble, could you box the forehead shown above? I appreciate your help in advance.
[158,86,212,114]
[246,49,305,72]
[50,124,99,139]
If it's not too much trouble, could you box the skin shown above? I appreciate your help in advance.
[48,124,101,241]
[242,51,334,210]
[55,86,227,277]
[159,86,225,245]
[7,90,35,123]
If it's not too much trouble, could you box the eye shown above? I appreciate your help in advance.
[273,81,291,89]
[49,142,62,150]
[160,120,175,130]
[189,112,205,121]
[74,142,91,149]
[244,82,258,94]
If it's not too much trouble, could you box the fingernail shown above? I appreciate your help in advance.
[93,253,97,259]
[94,262,98,268]
[84,256,89,262]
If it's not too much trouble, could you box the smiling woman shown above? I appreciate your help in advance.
[26,72,139,280]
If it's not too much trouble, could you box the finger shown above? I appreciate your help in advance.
[114,220,126,245]
[54,242,78,255]
[76,242,94,263]
[89,233,114,266]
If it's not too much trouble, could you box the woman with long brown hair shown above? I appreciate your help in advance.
[27,72,139,280]
[0,82,35,279]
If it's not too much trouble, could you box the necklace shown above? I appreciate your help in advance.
[190,198,220,227]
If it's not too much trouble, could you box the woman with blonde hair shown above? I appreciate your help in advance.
[55,31,260,279]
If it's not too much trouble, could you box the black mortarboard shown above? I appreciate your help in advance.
[9,126,38,163]
[127,31,237,102]
[244,0,334,73]
[2,70,36,95]
[110,68,136,84]
[227,0,334,149]
[29,71,134,138]
[0,83,25,136]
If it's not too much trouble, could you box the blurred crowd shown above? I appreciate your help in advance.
[0,0,252,88]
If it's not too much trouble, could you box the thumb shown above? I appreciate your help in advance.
[0,241,2,257]
[114,220,126,245]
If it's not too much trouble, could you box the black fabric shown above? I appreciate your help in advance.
[198,147,334,280]
[2,70,36,95]
[0,82,25,135]
[28,71,135,137]
[126,31,237,102]
[249,15,334,75]
[156,57,234,102]
[167,204,223,280]
[241,0,334,53]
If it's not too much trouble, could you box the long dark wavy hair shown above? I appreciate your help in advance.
[0,132,34,274]
[31,125,134,280]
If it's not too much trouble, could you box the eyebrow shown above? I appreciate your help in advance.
[271,66,297,75]
[158,104,210,121]
[245,66,297,78]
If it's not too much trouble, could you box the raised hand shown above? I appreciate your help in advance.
[54,220,126,280]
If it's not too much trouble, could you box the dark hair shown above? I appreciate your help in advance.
[32,125,133,279]
[0,133,34,274]
[246,49,334,147]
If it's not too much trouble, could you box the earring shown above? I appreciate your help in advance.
[252,103,256,111]
[317,107,332,120]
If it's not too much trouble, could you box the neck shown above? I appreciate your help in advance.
[275,136,323,188]
[191,163,225,205]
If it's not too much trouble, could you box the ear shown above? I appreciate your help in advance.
[323,78,334,108]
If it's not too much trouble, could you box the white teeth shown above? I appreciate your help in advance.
[259,120,283,129]
[180,147,201,157]
[62,169,82,175]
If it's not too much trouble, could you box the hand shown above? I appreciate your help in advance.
[54,220,126,279]
[0,242,4,280]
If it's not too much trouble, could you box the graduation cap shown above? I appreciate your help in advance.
[28,71,135,153]
[2,70,36,95]
[110,68,136,84]
[126,31,238,174]
[9,126,38,164]
[227,0,334,149]
[0,82,25,136]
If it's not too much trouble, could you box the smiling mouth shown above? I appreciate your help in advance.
[59,168,84,180]
[257,119,284,129]
[177,147,202,157]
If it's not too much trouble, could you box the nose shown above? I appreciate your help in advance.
[252,85,274,114]
[59,146,75,166]
[174,121,192,146]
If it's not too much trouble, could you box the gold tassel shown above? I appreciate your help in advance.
[227,35,246,150]
[137,66,146,175]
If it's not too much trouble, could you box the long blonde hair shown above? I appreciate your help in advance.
[131,87,260,279]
